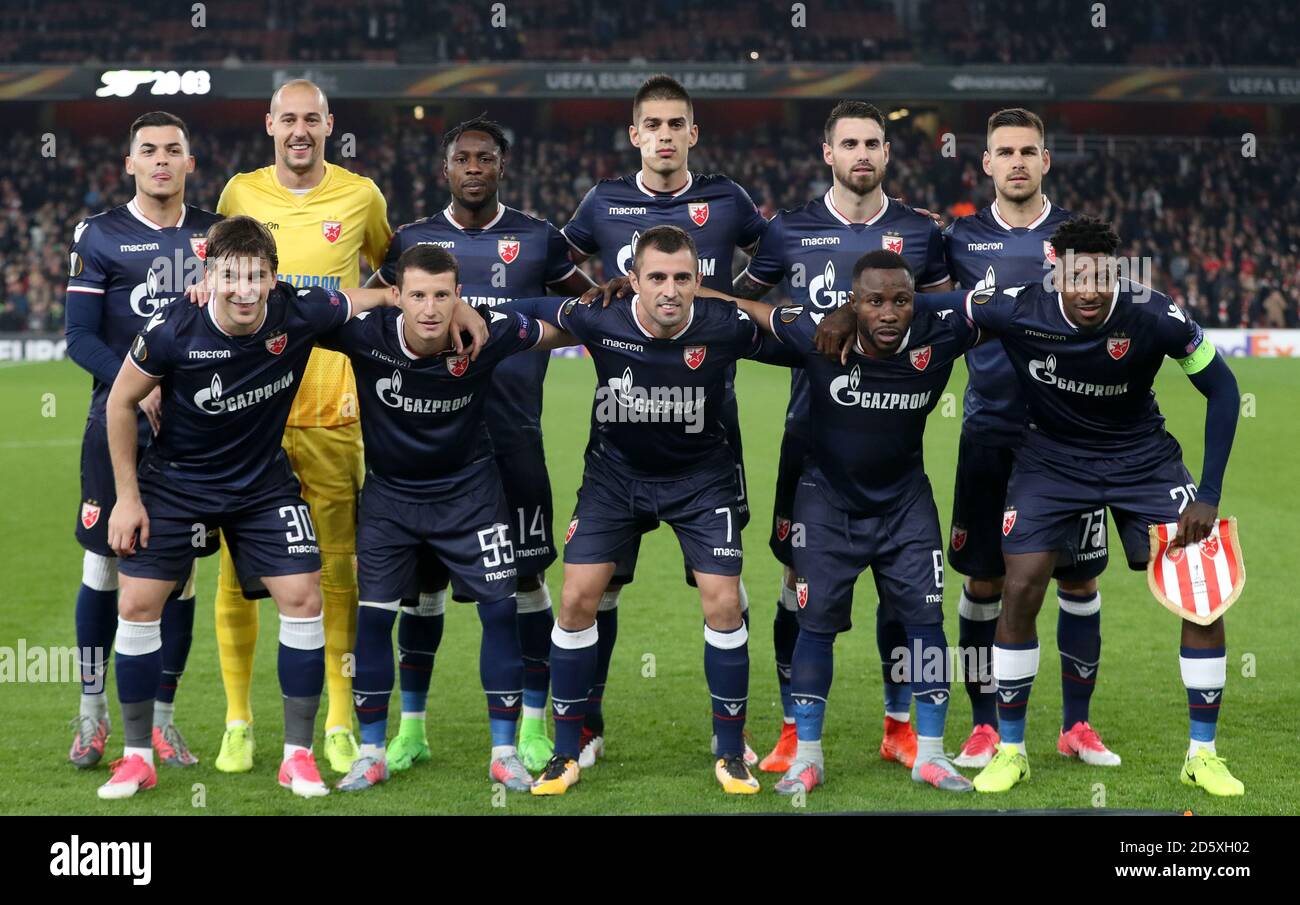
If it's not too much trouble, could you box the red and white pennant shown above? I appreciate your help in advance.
[1147,517,1245,625]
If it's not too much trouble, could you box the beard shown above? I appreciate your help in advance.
[837,162,884,196]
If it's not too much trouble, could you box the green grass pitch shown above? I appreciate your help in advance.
[0,355,1294,815]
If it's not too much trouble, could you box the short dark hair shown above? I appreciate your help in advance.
[633,74,693,123]
[986,107,1045,142]
[442,115,510,160]
[205,216,278,274]
[396,244,459,287]
[852,249,914,284]
[824,100,885,144]
[129,111,190,152]
[1050,216,1121,256]
[632,225,698,273]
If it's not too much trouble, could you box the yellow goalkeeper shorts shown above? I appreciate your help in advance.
[281,421,364,554]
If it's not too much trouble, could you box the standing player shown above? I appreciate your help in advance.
[728,251,979,794]
[211,79,392,775]
[560,75,768,767]
[503,226,798,796]
[95,217,412,800]
[956,217,1243,796]
[943,108,1117,769]
[327,245,579,792]
[367,117,595,774]
[731,101,951,774]
[64,112,221,770]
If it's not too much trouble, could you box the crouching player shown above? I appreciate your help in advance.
[324,245,580,793]
[97,217,478,800]
[729,250,981,794]
[503,225,799,796]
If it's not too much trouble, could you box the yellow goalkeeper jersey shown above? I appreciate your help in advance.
[216,161,391,428]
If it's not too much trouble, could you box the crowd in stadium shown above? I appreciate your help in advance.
[1,121,1295,333]
[2,0,1295,65]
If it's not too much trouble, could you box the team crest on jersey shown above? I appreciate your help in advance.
[688,202,709,227]
[322,221,343,243]
[1106,332,1131,360]
[882,232,904,254]
[684,345,707,370]
[264,331,288,355]
[909,345,932,371]
[189,236,208,261]
[1002,508,1017,536]
[795,580,809,609]
[80,501,101,530]
[951,525,968,551]
[775,517,791,542]
[566,518,579,543]
[446,354,469,377]
[1043,241,1056,265]
[498,238,520,264]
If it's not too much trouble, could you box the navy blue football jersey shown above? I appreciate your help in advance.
[67,200,222,412]
[961,279,1210,457]
[944,199,1072,444]
[519,294,766,480]
[562,171,766,294]
[743,192,949,438]
[317,306,542,497]
[769,301,978,515]
[377,205,575,454]
[127,284,352,494]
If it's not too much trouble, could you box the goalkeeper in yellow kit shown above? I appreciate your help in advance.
[212,79,391,773]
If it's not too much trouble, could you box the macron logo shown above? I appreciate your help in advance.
[501,695,520,707]
[999,690,1017,703]
[353,694,367,707]
[1076,665,1096,678]
[1201,691,1221,703]
[723,703,744,716]
[553,703,570,715]
[50,836,151,886]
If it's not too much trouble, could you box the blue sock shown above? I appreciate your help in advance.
[157,592,194,705]
[478,598,523,748]
[704,623,749,757]
[904,622,951,740]
[957,587,1000,728]
[1057,591,1101,730]
[994,641,1039,746]
[586,605,618,734]
[518,604,554,714]
[550,623,598,759]
[114,619,162,750]
[398,608,443,715]
[790,627,835,742]
[877,608,910,718]
[354,605,398,747]
[75,583,117,698]
[773,600,799,720]
[1181,646,1226,748]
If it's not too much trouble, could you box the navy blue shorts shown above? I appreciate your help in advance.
[358,461,517,604]
[75,413,150,557]
[1003,436,1196,571]
[769,429,810,568]
[496,439,557,577]
[791,476,946,635]
[564,450,744,577]
[117,463,320,586]
[605,395,748,587]
[948,430,1108,582]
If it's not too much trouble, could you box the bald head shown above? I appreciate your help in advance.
[266,79,333,179]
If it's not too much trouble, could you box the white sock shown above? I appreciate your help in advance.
[886,710,911,723]
[1189,739,1216,758]
[916,735,944,761]
[284,743,309,760]
[81,693,108,720]
[400,711,426,723]
[523,704,546,721]
[491,744,517,761]
[153,700,174,728]
[795,739,823,765]
[227,719,249,730]
[782,716,796,725]
[360,743,385,760]
[124,745,153,766]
